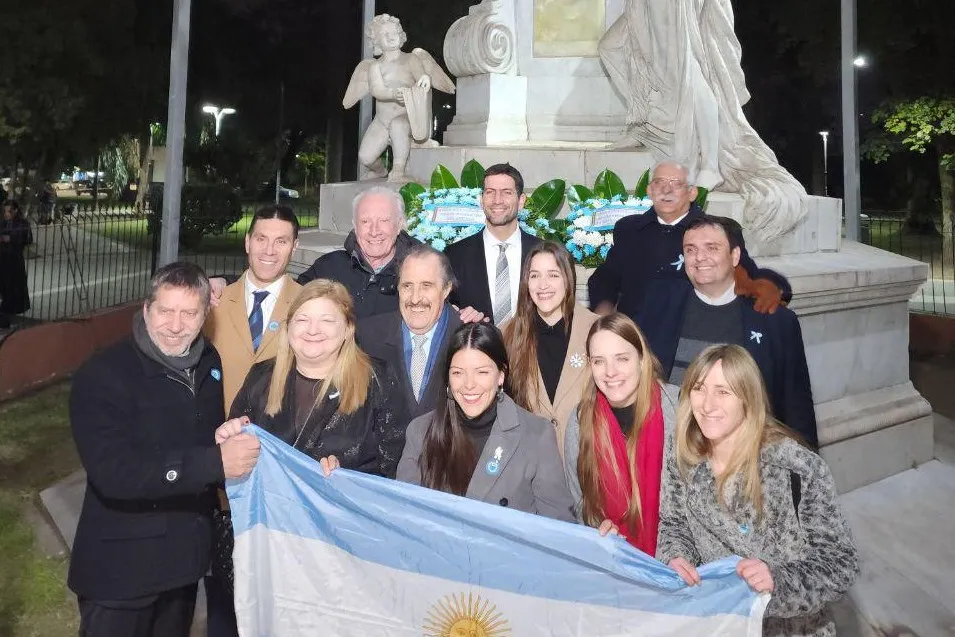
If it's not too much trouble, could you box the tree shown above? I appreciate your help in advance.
[870,98,955,236]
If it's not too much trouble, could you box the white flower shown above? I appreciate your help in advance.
[573,216,591,229]
[572,229,589,244]
[592,200,606,209]
[570,353,585,369]
[624,196,640,206]
[606,234,614,246]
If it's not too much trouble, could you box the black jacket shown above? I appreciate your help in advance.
[230,358,408,478]
[68,338,226,600]
[587,204,792,320]
[445,230,541,318]
[296,230,419,320]
[0,217,32,314]
[356,306,462,422]
[636,281,818,447]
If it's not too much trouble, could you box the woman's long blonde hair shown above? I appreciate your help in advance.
[502,241,577,411]
[576,313,662,533]
[675,344,796,520]
[265,279,372,417]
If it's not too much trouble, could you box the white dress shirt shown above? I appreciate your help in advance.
[482,226,522,314]
[694,281,737,306]
[244,274,287,328]
[657,211,690,226]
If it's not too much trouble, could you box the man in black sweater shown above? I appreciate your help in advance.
[636,216,818,447]
[69,262,260,637]
[587,160,791,319]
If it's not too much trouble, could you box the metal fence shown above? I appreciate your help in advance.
[860,215,955,315]
[11,200,319,325]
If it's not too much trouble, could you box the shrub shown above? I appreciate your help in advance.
[148,184,242,249]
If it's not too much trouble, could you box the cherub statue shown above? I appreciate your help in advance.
[343,14,456,182]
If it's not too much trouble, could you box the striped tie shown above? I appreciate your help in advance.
[248,290,270,351]
[493,243,511,325]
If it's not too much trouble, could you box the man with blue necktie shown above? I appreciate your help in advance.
[357,243,462,420]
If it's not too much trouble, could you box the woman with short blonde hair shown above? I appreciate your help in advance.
[659,344,859,637]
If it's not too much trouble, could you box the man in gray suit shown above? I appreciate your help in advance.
[356,243,462,421]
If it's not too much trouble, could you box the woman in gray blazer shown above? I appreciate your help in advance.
[397,322,575,522]
[659,344,859,637]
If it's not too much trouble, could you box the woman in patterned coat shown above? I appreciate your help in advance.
[657,344,859,637]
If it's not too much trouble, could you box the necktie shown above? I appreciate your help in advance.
[410,333,428,400]
[249,290,270,351]
[493,243,511,325]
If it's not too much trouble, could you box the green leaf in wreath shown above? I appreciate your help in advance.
[430,164,459,190]
[399,182,426,213]
[526,179,567,218]
[566,185,595,208]
[460,159,486,189]
[695,186,709,209]
[634,169,651,198]
[593,169,627,199]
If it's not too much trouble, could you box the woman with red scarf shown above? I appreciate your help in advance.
[562,313,679,556]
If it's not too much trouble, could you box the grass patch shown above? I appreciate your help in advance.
[0,382,80,637]
[89,205,321,254]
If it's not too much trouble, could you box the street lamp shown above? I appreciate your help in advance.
[819,131,830,196]
[853,55,867,68]
[202,104,236,137]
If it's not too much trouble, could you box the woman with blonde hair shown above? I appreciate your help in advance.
[563,313,679,555]
[658,344,858,636]
[503,241,599,457]
[227,278,408,475]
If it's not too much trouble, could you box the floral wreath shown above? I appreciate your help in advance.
[399,161,566,251]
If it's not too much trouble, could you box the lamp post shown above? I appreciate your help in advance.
[819,131,830,196]
[202,105,236,137]
[841,0,862,240]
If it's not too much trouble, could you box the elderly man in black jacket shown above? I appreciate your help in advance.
[68,262,260,637]
[587,160,791,319]
[636,215,818,447]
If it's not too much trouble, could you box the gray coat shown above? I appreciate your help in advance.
[657,437,860,637]
[397,394,575,522]
[563,382,681,523]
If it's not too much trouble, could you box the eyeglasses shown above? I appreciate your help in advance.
[650,178,688,190]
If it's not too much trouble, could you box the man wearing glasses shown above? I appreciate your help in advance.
[588,160,791,320]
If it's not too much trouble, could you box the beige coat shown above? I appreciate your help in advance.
[531,303,599,459]
[203,273,301,414]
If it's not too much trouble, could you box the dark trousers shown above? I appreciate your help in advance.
[78,583,198,637]
[204,575,239,637]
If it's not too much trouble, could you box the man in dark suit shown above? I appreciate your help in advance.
[588,159,791,320]
[445,163,540,324]
[357,243,462,421]
[636,215,817,447]
[68,262,260,637]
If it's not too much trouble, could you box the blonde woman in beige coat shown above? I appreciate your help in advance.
[503,241,598,458]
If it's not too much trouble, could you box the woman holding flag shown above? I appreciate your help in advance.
[658,344,858,636]
[397,322,575,521]
[562,313,679,556]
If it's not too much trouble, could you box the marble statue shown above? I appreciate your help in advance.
[599,0,807,242]
[344,14,456,182]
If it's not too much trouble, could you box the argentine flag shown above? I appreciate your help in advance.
[228,426,768,636]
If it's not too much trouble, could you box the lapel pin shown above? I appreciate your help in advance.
[749,331,763,344]
[210,368,221,381]
[738,522,750,535]
[268,320,280,332]
[493,446,503,461]
[569,353,585,369]
[329,390,340,400]
[671,254,685,271]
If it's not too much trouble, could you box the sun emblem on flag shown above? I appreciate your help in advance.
[423,592,511,637]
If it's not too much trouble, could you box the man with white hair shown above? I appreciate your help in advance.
[211,187,420,319]
[588,160,791,320]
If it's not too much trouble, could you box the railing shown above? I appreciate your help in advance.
[12,200,319,325]
[860,215,955,315]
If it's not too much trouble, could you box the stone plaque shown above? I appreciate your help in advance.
[430,205,486,227]
[533,0,606,58]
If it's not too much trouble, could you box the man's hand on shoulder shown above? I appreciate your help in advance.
[209,277,227,308]
[734,265,783,314]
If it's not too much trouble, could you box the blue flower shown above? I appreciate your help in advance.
[565,240,577,252]
[584,244,596,257]
[535,218,550,228]
[431,238,447,251]
[572,248,583,261]
[434,189,448,197]
[418,224,438,239]
[599,244,610,259]
[519,222,538,237]
[440,225,458,240]
[517,210,530,222]
[416,192,430,200]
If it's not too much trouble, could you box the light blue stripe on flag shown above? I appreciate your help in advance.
[228,425,768,636]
